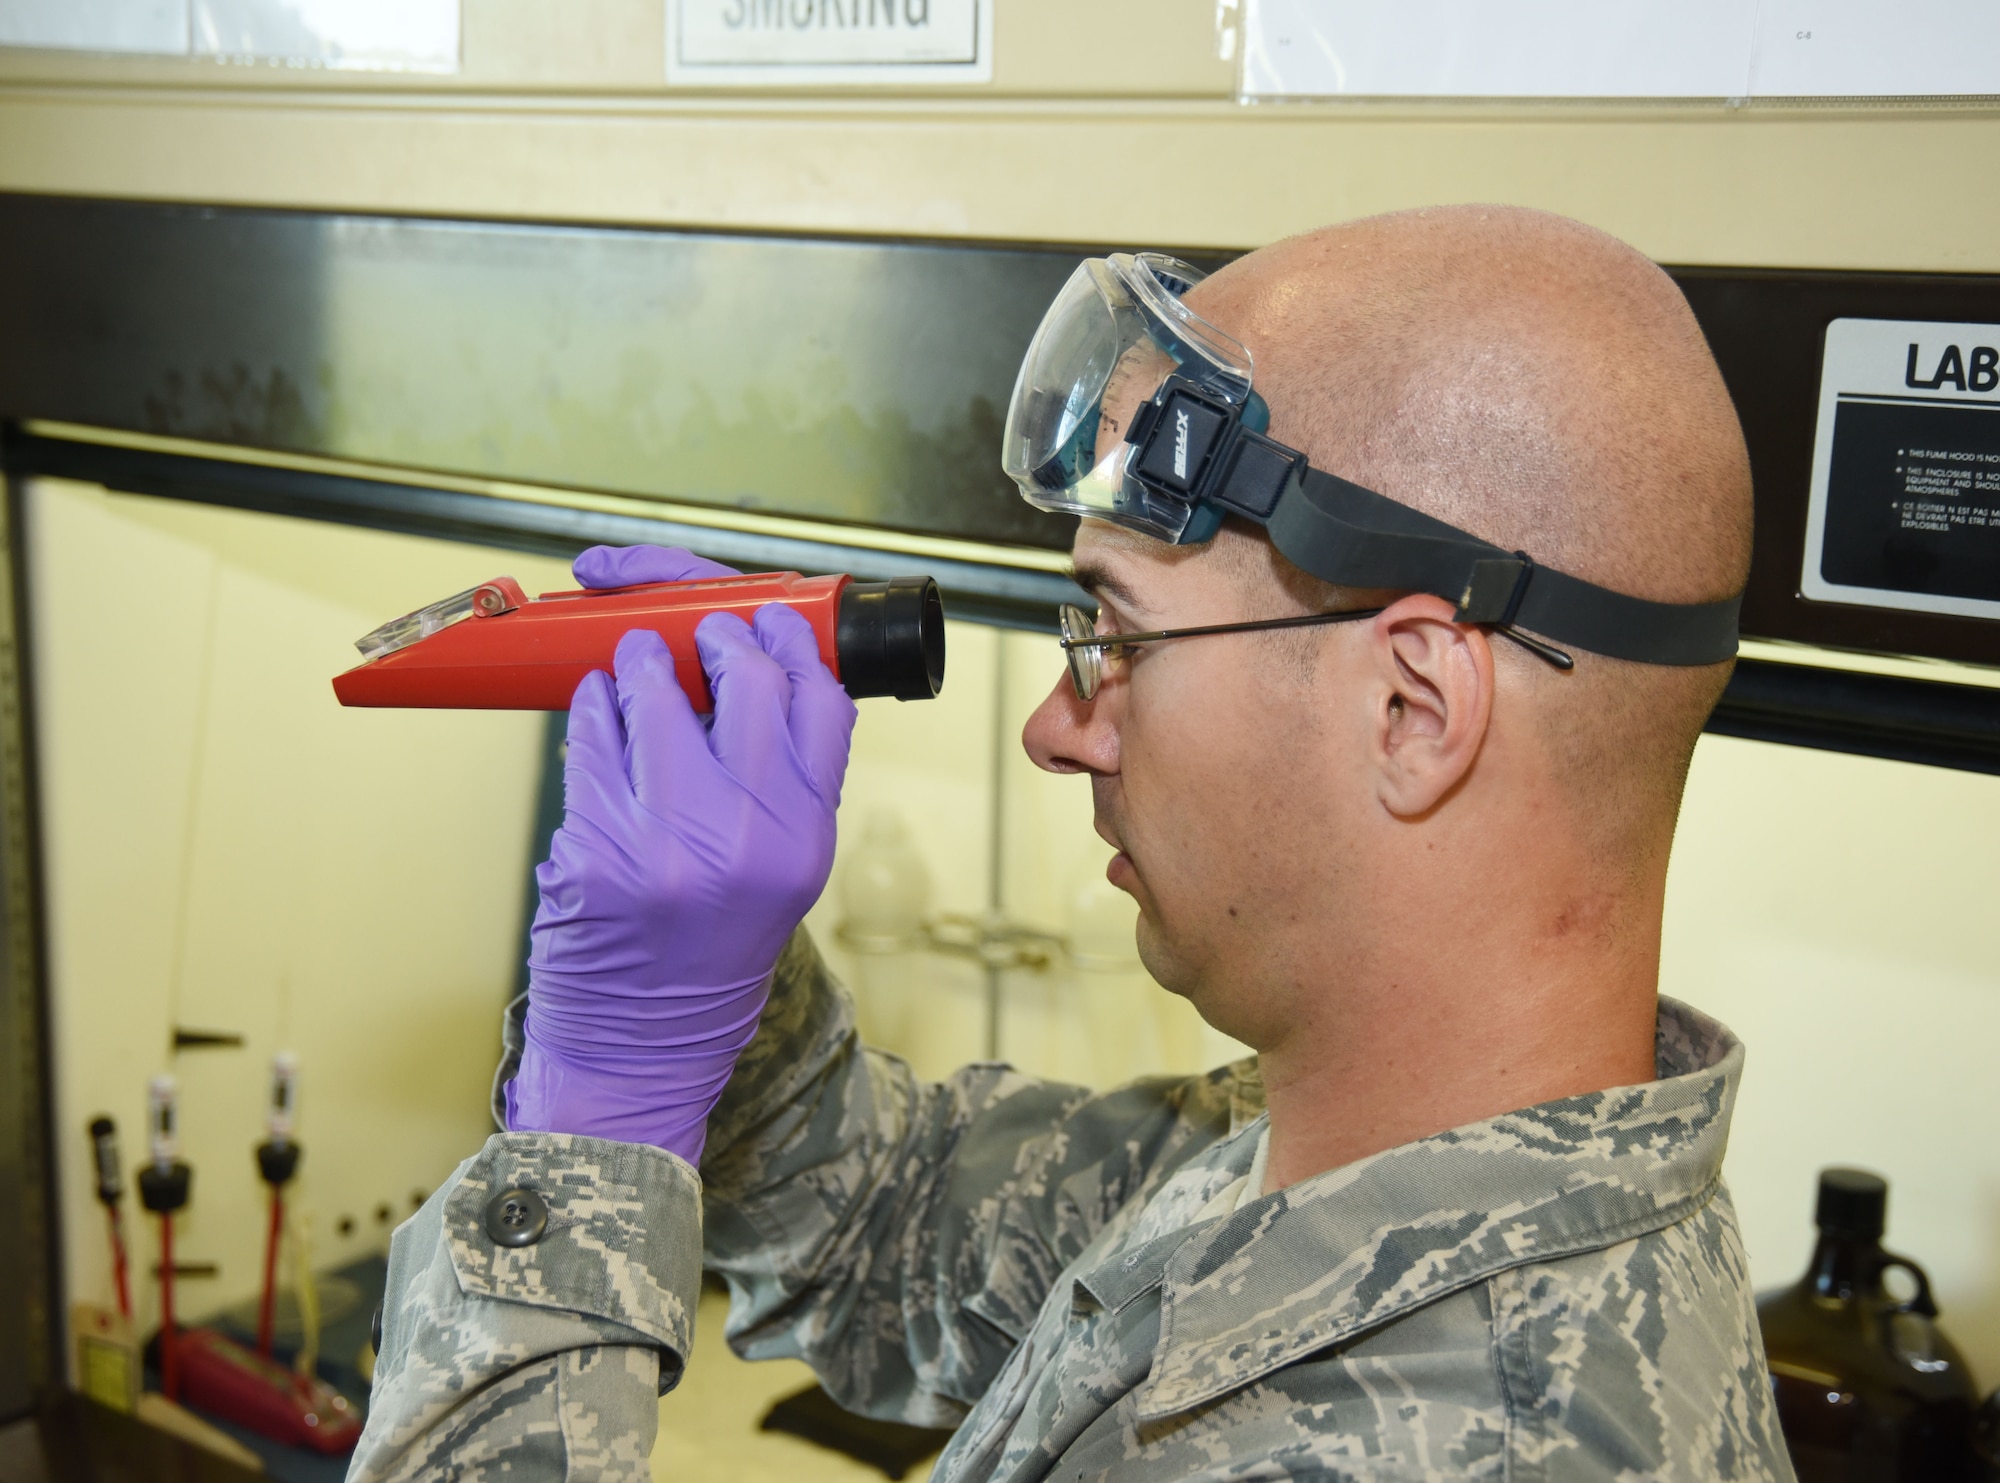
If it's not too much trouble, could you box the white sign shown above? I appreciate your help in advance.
[0,0,187,54]
[1241,0,2000,98]
[192,0,458,72]
[0,0,456,69]
[1802,318,2000,622]
[1242,0,1752,98]
[668,0,989,86]
[1750,0,2000,98]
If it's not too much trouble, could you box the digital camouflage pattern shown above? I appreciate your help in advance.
[701,933,1794,1481]
[358,930,1795,1481]
[348,1132,702,1482]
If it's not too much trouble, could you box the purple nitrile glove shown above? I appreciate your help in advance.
[504,545,857,1164]
[569,543,739,593]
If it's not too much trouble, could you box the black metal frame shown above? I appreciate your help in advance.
[0,471,57,1421]
[1712,660,2000,775]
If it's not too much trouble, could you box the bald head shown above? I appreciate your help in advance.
[1190,206,1753,860]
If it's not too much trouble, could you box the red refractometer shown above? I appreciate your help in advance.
[333,571,945,712]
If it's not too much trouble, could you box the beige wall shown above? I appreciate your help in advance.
[1666,736,2000,1384]
[1,0,1997,272]
[32,478,568,1344]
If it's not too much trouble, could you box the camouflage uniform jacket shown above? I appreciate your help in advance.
[353,931,1795,1482]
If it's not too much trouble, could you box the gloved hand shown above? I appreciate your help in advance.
[505,545,857,1163]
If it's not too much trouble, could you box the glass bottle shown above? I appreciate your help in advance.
[836,808,933,1058]
[1757,1167,1987,1482]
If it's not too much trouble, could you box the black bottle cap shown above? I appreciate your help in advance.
[1816,1166,1887,1242]
[137,1161,192,1214]
[257,1139,301,1187]
[836,577,945,702]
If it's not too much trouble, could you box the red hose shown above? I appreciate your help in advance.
[107,1207,131,1321]
[158,1213,178,1401]
[257,1187,284,1357]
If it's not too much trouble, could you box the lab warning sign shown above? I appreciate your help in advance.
[1803,318,2000,622]
[668,0,988,84]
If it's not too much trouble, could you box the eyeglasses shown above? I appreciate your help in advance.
[1056,602,1387,701]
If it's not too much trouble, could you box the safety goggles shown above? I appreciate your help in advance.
[1004,253,1742,669]
[1056,601,1385,702]
[1005,252,1257,544]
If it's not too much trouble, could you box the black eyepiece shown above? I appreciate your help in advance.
[837,577,945,701]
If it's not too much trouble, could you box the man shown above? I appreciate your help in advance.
[350,206,1795,1481]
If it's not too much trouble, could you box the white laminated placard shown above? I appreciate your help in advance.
[0,0,187,54]
[1240,0,2000,99]
[1802,319,2000,622]
[1241,0,1754,99]
[668,0,989,85]
[191,0,458,72]
[0,0,459,69]
[1750,0,2000,98]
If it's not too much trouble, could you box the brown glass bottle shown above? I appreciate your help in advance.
[1757,1168,1987,1482]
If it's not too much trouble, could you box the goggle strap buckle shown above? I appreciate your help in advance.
[1130,382,1234,499]
[1126,379,1304,526]
[1454,552,1536,627]
[1209,430,1305,522]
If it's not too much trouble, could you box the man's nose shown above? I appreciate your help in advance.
[1022,669,1118,776]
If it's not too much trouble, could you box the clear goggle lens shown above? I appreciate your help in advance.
[1004,253,1254,542]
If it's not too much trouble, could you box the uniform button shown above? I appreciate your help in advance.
[370,1303,383,1354]
[484,1187,548,1247]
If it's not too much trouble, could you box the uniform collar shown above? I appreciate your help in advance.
[1121,997,1742,1420]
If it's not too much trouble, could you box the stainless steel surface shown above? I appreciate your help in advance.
[0,193,1102,552]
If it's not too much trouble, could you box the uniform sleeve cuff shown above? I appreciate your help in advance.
[443,1132,702,1360]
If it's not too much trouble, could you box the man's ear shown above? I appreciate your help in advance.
[1363,594,1495,818]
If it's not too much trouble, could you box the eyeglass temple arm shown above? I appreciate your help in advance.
[1493,628,1575,670]
[1058,609,1386,651]
[1061,609,1574,671]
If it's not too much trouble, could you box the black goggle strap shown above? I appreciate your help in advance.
[1260,470,1740,666]
[1127,379,1741,667]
